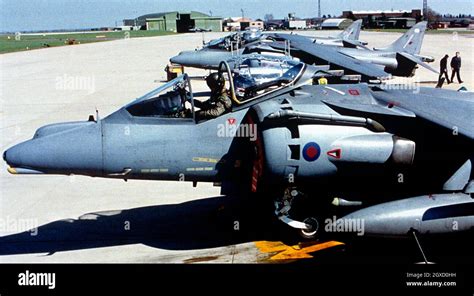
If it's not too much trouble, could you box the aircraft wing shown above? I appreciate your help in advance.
[319,84,474,140]
[272,33,313,43]
[398,52,439,74]
[342,39,370,49]
[372,88,474,140]
[273,35,391,80]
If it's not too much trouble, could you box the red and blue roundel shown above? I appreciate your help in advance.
[302,142,321,162]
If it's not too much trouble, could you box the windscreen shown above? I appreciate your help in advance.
[125,76,191,118]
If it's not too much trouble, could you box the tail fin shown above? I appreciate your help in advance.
[382,21,427,55]
[337,19,362,41]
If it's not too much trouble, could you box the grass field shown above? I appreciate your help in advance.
[2,28,472,54]
[0,30,175,54]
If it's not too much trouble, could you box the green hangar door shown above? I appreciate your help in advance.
[177,14,195,33]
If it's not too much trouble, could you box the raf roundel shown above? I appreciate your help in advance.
[302,142,321,162]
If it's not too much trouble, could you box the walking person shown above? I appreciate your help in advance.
[438,54,450,85]
[450,52,463,84]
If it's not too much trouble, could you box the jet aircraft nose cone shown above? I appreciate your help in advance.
[3,141,33,168]
[4,122,103,175]
[170,52,187,64]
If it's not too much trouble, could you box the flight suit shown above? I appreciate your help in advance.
[197,90,232,119]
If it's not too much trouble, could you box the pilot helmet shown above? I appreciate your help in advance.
[206,73,225,90]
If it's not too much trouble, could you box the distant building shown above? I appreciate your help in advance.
[443,18,472,28]
[342,9,422,29]
[286,20,307,29]
[431,22,450,29]
[342,9,422,19]
[305,17,325,28]
[321,18,353,30]
[224,17,264,31]
[377,17,417,29]
[124,11,222,32]
[282,13,307,30]
[254,19,265,29]
[264,19,285,30]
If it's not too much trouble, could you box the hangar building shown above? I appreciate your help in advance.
[124,11,223,32]
[321,18,353,29]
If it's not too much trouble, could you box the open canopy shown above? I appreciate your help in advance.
[230,55,305,100]
[125,75,194,118]
[205,28,264,51]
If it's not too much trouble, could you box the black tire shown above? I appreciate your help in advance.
[299,217,320,239]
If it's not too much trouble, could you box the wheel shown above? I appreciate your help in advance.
[299,217,319,239]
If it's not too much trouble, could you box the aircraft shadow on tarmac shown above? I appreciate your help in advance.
[0,194,472,264]
[0,195,287,256]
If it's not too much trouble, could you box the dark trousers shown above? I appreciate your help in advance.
[451,68,462,83]
[438,68,450,84]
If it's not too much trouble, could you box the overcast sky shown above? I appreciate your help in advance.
[1,0,473,32]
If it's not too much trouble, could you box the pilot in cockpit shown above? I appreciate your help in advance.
[195,73,232,120]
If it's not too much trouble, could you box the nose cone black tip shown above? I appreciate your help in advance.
[170,55,182,64]
[3,150,7,163]
[170,51,196,65]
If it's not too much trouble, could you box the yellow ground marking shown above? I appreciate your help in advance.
[255,240,344,261]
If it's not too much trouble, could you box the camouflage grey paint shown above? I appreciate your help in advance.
[4,73,473,238]
[277,21,438,77]
[343,193,474,236]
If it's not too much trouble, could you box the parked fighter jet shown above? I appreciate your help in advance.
[270,21,437,78]
[202,27,266,52]
[171,48,390,82]
[172,21,435,81]
[4,60,473,240]
[170,20,365,69]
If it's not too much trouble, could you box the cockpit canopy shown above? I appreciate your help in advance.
[230,56,304,100]
[123,57,305,119]
[125,75,193,118]
[205,28,264,51]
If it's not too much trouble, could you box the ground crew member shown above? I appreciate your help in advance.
[450,52,463,84]
[438,54,450,85]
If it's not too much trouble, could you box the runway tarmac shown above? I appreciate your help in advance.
[0,30,473,263]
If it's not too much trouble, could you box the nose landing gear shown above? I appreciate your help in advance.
[300,217,320,239]
[274,187,321,239]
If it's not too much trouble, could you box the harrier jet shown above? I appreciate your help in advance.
[172,22,435,80]
[270,21,437,78]
[4,59,473,240]
[170,20,366,68]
